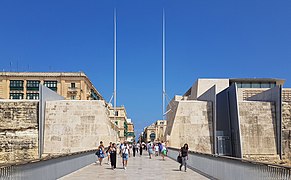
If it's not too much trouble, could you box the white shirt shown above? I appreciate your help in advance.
[122,144,129,154]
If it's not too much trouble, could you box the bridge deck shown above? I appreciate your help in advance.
[59,151,208,180]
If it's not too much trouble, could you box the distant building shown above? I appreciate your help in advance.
[0,72,102,100]
[126,119,135,143]
[143,120,167,142]
[155,120,167,141]
[108,105,128,142]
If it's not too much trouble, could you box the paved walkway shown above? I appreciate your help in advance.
[59,150,208,180]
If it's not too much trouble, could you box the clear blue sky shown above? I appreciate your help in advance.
[0,1,290,136]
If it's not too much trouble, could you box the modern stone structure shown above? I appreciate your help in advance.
[165,78,291,164]
[0,72,102,100]
[0,100,38,163]
[44,100,117,154]
[165,96,213,153]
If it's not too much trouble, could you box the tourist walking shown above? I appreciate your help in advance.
[179,143,189,172]
[154,143,159,156]
[148,142,153,159]
[136,143,140,153]
[96,141,105,165]
[109,143,117,169]
[106,142,112,164]
[132,142,136,157]
[121,141,130,169]
[161,141,167,161]
[139,143,143,156]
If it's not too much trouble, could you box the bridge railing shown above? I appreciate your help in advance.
[167,147,291,180]
[0,149,98,180]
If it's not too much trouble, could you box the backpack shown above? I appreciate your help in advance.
[95,149,100,156]
[95,148,102,156]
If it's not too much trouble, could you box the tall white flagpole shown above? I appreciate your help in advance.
[162,8,166,120]
[114,8,117,118]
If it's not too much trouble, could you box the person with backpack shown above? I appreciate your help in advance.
[96,141,105,166]
[179,143,189,172]
[121,141,130,169]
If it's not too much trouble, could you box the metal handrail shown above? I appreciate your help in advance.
[167,147,291,180]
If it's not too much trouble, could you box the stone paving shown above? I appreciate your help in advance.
[59,151,209,180]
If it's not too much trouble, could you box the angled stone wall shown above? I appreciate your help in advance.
[44,100,117,154]
[282,102,291,165]
[239,101,278,159]
[166,99,213,153]
[0,101,38,163]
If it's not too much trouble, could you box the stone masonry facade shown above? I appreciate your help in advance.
[282,102,291,165]
[0,101,38,164]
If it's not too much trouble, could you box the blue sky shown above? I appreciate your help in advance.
[0,1,290,136]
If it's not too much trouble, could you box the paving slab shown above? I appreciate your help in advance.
[59,151,209,180]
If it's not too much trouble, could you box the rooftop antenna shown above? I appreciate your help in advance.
[162,8,166,120]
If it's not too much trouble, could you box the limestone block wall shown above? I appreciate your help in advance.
[166,100,213,153]
[239,101,277,158]
[44,100,117,154]
[282,102,291,164]
[0,101,38,163]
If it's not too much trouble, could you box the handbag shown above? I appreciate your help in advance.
[177,155,182,163]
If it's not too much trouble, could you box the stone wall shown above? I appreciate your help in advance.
[282,102,291,165]
[239,101,278,159]
[0,101,38,163]
[44,100,117,154]
[166,100,213,153]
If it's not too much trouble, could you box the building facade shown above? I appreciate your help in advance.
[108,105,128,142]
[165,78,291,165]
[126,119,135,143]
[0,72,102,100]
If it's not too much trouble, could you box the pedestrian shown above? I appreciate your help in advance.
[179,143,189,172]
[121,141,130,169]
[109,143,117,170]
[132,142,136,157]
[161,141,167,161]
[148,142,153,159]
[154,143,159,156]
[96,141,105,165]
[139,142,143,156]
[136,143,139,153]
[106,142,112,164]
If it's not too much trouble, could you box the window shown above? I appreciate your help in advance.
[27,80,40,91]
[27,93,39,100]
[10,93,23,99]
[90,89,100,100]
[251,83,260,88]
[71,95,76,100]
[71,83,75,88]
[10,80,24,90]
[115,111,119,116]
[241,83,251,88]
[115,121,118,125]
[44,81,57,91]
[236,82,242,88]
[270,83,276,88]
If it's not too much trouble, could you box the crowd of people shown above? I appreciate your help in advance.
[95,140,189,172]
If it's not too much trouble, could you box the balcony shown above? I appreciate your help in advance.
[67,87,78,94]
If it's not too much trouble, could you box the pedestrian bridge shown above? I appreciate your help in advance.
[1,148,291,180]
